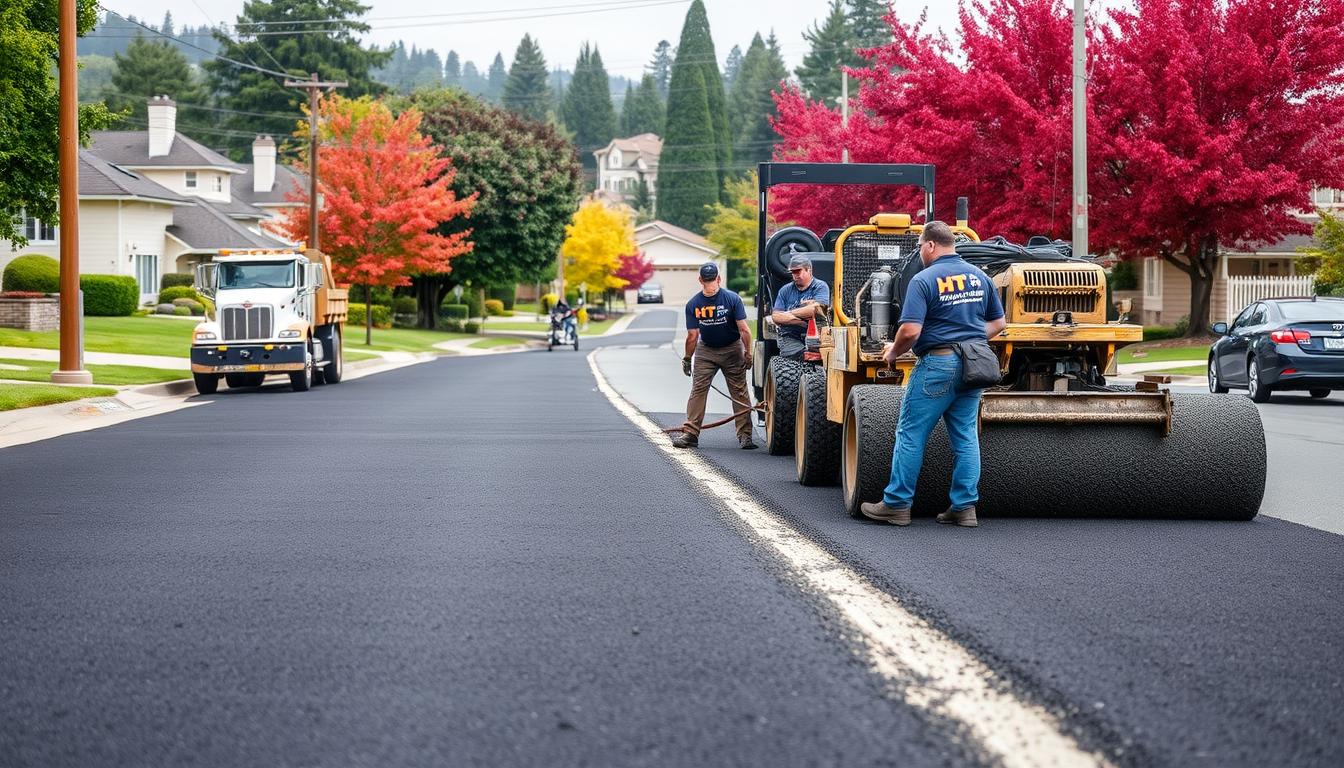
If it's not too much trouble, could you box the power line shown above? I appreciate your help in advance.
[97,4,295,80]
[234,0,689,36]
[235,0,676,27]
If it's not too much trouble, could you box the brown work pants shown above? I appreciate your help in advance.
[682,342,754,442]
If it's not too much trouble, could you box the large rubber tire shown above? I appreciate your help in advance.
[764,358,804,455]
[1208,356,1229,394]
[845,387,1267,520]
[1247,357,1271,403]
[1309,388,1331,399]
[841,385,900,517]
[193,372,219,395]
[796,372,841,486]
[323,326,343,384]
[289,346,313,392]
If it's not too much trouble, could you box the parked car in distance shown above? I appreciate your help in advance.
[1208,296,1344,402]
[637,281,664,304]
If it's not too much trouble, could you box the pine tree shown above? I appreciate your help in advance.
[620,73,665,136]
[664,0,731,206]
[161,11,174,37]
[562,44,618,167]
[723,44,744,91]
[504,37,549,119]
[729,32,789,169]
[108,38,205,123]
[487,52,508,103]
[461,61,487,96]
[648,40,674,99]
[796,0,861,104]
[656,63,719,230]
[847,0,892,49]
[444,50,461,88]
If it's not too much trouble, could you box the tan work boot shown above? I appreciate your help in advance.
[671,433,699,449]
[936,506,979,527]
[860,501,911,526]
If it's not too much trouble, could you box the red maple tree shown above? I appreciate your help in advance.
[278,96,475,293]
[771,0,1344,333]
[614,250,655,290]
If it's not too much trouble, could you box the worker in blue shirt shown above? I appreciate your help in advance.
[675,262,757,450]
[860,221,1006,528]
[771,253,830,360]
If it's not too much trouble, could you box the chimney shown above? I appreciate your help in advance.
[252,135,276,193]
[147,95,177,157]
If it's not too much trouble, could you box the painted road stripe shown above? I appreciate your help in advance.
[588,349,1111,768]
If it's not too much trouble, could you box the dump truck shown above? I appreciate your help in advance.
[190,248,349,395]
[752,162,1266,520]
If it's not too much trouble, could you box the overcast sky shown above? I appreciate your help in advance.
[97,0,963,80]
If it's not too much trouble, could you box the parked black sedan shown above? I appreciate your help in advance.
[1209,296,1344,402]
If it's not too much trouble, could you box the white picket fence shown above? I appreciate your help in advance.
[1224,275,1315,323]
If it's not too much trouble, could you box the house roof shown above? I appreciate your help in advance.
[595,133,662,169]
[235,164,308,206]
[210,196,272,220]
[77,151,192,204]
[1227,232,1318,256]
[167,201,291,253]
[90,130,245,173]
[636,220,713,249]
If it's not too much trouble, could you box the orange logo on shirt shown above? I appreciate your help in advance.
[695,306,719,319]
[937,274,968,294]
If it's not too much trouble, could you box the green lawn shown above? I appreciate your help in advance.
[0,316,196,358]
[1117,343,1211,365]
[1146,364,1208,377]
[0,358,187,386]
[0,383,118,412]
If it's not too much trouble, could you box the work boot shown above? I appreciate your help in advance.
[859,501,911,526]
[739,436,758,450]
[671,433,699,449]
[936,506,979,528]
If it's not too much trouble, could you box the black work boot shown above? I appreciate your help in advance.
[671,433,699,449]
[860,501,911,526]
[739,436,758,450]
[936,506,979,527]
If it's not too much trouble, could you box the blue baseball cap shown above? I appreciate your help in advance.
[699,262,719,280]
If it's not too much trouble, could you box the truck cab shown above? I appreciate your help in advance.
[190,249,348,395]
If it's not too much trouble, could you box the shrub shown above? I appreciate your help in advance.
[440,303,468,320]
[1172,315,1190,336]
[462,290,483,318]
[1143,325,1180,341]
[2,254,60,293]
[540,292,558,312]
[155,303,176,314]
[159,285,199,304]
[81,275,139,316]
[347,302,392,328]
[172,298,205,315]
[440,319,464,333]
[463,320,480,334]
[160,272,195,290]
[1109,260,1139,291]
[484,298,508,316]
[172,305,192,316]
[393,295,417,315]
[488,285,516,310]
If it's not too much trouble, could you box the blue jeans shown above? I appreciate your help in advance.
[883,353,984,511]
[563,317,576,339]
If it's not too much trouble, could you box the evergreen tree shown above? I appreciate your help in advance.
[847,0,892,49]
[206,0,390,159]
[728,32,789,168]
[562,44,618,167]
[504,37,549,119]
[796,0,861,104]
[417,48,444,89]
[161,11,174,37]
[461,61,488,96]
[444,50,461,88]
[487,52,509,104]
[656,63,718,230]
[664,0,731,204]
[620,73,665,136]
[108,38,205,126]
[648,39,673,99]
[723,44,744,92]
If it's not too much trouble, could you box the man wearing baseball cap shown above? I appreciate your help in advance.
[674,261,757,450]
[771,253,830,360]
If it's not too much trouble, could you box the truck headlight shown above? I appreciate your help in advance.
[278,329,302,338]
[194,331,217,341]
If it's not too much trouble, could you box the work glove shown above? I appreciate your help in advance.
[682,356,693,377]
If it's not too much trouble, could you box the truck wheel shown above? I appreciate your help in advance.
[796,372,841,486]
[764,358,803,455]
[841,385,901,517]
[193,373,219,395]
[322,326,344,384]
[289,346,313,392]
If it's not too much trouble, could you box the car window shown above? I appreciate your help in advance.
[1230,304,1256,331]
[1276,300,1344,322]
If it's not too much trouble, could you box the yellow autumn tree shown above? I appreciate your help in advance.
[561,200,637,297]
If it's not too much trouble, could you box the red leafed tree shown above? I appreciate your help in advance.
[278,96,475,341]
[615,250,655,290]
[771,0,1344,334]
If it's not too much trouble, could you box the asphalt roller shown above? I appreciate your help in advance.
[751,161,1267,521]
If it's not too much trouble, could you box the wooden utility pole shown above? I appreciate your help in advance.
[1072,0,1088,258]
[51,0,91,385]
[284,73,346,251]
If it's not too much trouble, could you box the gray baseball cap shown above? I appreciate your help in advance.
[788,253,813,270]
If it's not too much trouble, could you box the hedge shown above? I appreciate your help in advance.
[159,285,198,304]
[81,275,139,316]
[484,299,509,316]
[488,285,516,310]
[160,273,195,290]
[3,254,60,293]
[347,302,392,328]
[440,303,468,319]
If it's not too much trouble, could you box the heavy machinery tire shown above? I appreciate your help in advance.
[289,346,313,392]
[869,388,1266,520]
[841,385,900,517]
[764,358,804,455]
[796,372,841,486]
[764,227,824,279]
[323,326,343,384]
[193,373,219,395]
[1309,388,1331,399]
[1247,357,1271,403]
[1208,356,1229,394]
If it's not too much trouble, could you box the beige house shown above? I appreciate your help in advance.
[628,220,723,306]
[593,133,661,207]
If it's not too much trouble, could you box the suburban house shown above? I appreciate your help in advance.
[1137,188,1340,326]
[1,96,295,304]
[593,133,661,208]
[627,220,723,306]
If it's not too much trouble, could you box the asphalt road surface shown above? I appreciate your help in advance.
[2,310,1341,767]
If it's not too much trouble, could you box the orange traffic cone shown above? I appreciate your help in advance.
[803,315,821,361]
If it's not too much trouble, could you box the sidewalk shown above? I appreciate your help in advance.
[0,346,187,370]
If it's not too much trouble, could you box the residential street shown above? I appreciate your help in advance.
[2,310,1342,767]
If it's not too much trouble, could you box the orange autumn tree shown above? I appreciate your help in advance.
[278,96,475,343]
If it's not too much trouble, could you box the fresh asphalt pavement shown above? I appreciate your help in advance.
[1,308,1340,767]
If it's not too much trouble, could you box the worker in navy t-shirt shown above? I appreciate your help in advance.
[675,262,757,450]
[771,253,830,360]
[860,221,1006,529]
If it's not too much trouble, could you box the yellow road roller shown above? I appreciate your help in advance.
[751,162,1265,520]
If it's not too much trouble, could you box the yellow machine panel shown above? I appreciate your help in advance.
[993,262,1107,325]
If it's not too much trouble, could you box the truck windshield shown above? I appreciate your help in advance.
[218,262,295,289]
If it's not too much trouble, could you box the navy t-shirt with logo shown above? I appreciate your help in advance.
[686,288,748,348]
[899,254,1004,355]
[772,277,831,342]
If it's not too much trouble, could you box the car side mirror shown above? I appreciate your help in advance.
[1211,322,1228,335]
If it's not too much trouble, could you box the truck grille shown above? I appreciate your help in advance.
[1022,269,1099,288]
[840,231,921,316]
[1021,293,1096,315]
[221,305,273,341]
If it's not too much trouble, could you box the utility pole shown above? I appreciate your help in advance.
[840,71,850,164]
[51,0,91,385]
[1072,0,1088,258]
[284,73,346,251]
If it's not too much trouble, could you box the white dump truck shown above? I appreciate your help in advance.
[190,248,349,395]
